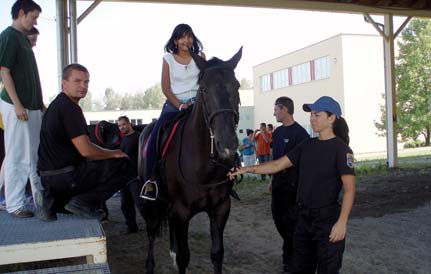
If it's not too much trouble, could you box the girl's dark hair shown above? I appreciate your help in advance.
[325,111,350,145]
[164,24,203,54]
[333,116,350,145]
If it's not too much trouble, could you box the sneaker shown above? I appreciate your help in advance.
[34,191,57,222]
[140,180,158,201]
[64,199,102,220]
[10,207,34,218]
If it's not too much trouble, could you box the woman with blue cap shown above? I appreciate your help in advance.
[229,96,355,274]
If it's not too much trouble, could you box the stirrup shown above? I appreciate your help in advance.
[140,179,158,201]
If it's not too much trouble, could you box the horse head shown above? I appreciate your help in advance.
[191,47,242,161]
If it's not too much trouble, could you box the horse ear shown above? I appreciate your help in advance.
[190,50,207,71]
[226,46,243,70]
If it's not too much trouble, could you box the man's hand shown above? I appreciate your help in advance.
[14,103,28,121]
[113,150,128,158]
[329,220,347,243]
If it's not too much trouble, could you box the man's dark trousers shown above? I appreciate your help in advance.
[41,158,135,213]
[271,172,297,271]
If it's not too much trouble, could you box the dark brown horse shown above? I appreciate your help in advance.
[138,48,243,274]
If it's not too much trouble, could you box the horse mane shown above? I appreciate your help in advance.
[198,57,229,80]
[207,57,223,66]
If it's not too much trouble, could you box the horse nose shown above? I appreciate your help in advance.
[216,141,236,158]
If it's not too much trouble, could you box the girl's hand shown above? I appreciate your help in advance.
[329,220,346,243]
[227,167,245,180]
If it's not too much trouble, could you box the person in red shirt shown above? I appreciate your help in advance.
[254,122,272,180]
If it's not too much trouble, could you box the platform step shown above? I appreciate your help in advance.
[4,263,111,274]
[0,211,107,265]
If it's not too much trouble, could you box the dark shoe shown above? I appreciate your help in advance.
[64,199,102,219]
[125,225,139,234]
[140,180,158,201]
[34,191,57,222]
[10,207,34,218]
[282,264,291,274]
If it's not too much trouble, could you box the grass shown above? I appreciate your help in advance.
[355,154,431,177]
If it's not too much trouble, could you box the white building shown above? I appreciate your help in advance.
[253,33,387,154]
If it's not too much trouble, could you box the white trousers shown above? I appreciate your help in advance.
[1,101,43,212]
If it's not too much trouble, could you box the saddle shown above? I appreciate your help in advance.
[156,107,192,161]
[95,120,122,149]
[140,108,192,201]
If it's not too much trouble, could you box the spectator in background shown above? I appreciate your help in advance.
[117,115,145,234]
[242,129,256,178]
[267,123,274,133]
[254,122,272,180]
[26,26,39,47]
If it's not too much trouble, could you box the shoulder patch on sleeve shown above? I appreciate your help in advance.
[346,153,354,169]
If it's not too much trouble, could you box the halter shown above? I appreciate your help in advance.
[197,65,239,158]
[175,65,241,188]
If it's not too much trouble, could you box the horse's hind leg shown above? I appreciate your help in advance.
[209,200,231,274]
[170,217,191,274]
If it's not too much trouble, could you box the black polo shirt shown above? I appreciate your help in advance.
[272,122,309,188]
[272,122,309,160]
[287,137,355,209]
[120,131,140,169]
[38,92,88,171]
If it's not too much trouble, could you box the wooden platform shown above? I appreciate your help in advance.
[4,263,111,274]
[0,211,107,266]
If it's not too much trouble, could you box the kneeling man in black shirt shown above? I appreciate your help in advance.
[36,63,135,221]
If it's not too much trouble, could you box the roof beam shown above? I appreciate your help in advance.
[79,0,431,17]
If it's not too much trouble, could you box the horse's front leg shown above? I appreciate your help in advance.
[169,219,178,268]
[209,199,231,274]
[170,215,191,274]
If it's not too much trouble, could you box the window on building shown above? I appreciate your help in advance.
[260,74,271,92]
[273,69,289,89]
[314,56,330,80]
[292,62,311,85]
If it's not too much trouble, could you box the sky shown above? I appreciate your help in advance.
[0,0,406,103]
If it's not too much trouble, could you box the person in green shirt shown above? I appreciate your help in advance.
[0,0,43,218]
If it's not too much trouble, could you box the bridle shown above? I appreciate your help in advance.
[197,66,239,158]
[177,65,241,188]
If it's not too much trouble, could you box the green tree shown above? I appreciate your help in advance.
[79,91,93,111]
[103,87,122,110]
[375,18,431,146]
[142,83,165,109]
[239,78,252,89]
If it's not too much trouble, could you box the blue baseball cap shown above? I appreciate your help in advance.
[303,96,342,118]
